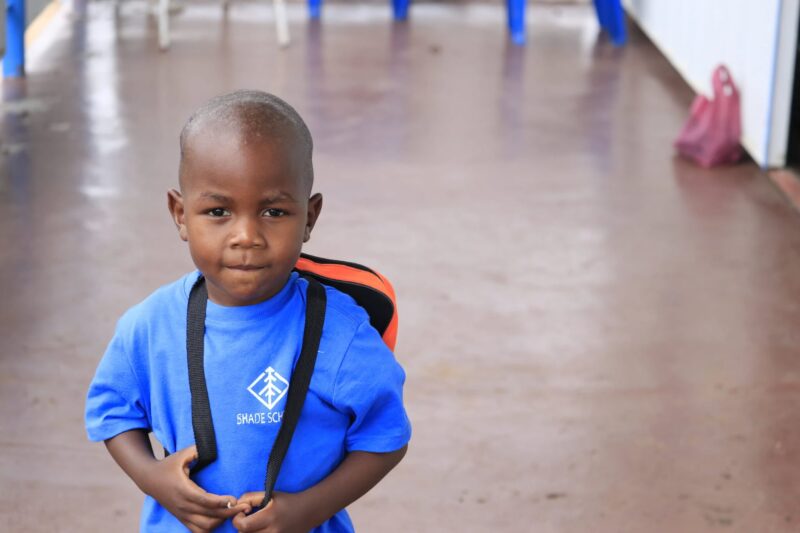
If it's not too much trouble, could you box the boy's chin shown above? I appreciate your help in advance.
[208,277,287,307]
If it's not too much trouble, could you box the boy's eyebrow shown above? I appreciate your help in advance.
[259,192,298,204]
[198,192,231,202]
[196,191,298,203]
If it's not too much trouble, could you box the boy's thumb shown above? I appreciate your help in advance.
[175,445,199,474]
[178,444,199,460]
[237,491,268,508]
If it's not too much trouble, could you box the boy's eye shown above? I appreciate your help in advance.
[207,208,230,217]
[263,208,286,218]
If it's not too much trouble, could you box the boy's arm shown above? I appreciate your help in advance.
[105,429,251,533]
[233,445,408,533]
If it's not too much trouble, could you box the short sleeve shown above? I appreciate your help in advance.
[85,318,151,442]
[332,320,412,453]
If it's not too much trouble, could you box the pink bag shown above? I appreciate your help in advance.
[674,65,742,168]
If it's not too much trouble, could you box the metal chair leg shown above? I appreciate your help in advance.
[158,0,170,50]
[274,0,290,47]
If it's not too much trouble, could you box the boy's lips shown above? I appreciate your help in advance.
[227,265,265,271]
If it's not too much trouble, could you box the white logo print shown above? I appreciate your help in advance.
[247,367,289,410]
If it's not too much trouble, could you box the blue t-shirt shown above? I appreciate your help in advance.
[85,272,411,532]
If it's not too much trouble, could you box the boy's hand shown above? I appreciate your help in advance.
[143,445,252,533]
[229,448,408,533]
[232,491,314,533]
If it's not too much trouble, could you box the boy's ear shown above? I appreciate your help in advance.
[303,193,323,243]
[167,189,189,242]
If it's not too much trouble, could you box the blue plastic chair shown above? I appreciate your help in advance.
[593,0,627,46]
[507,0,627,46]
[507,0,525,45]
[309,0,409,20]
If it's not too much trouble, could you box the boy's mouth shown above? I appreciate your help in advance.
[227,265,264,271]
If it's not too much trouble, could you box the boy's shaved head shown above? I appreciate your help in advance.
[179,90,314,193]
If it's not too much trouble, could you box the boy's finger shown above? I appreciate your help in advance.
[183,483,240,511]
[205,501,253,519]
[176,445,199,475]
[236,491,267,508]
[232,507,271,532]
[176,476,251,517]
[231,511,248,531]
[183,500,251,520]
[184,512,222,532]
[173,444,199,462]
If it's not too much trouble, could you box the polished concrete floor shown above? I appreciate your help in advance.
[3,1,800,532]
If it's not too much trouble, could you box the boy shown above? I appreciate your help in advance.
[85,90,411,533]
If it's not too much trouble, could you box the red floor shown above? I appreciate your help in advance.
[2,1,800,531]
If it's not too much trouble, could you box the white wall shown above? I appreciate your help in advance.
[623,0,799,168]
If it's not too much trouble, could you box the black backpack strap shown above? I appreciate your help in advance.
[187,276,217,473]
[261,277,326,506]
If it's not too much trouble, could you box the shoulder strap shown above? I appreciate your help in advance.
[262,277,326,506]
[185,275,326,504]
[187,276,217,473]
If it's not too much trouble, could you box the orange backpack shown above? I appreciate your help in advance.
[294,253,398,350]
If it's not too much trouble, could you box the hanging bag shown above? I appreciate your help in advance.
[675,65,743,168]
[185,254,398,508]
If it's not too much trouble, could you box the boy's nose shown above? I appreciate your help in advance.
[229,216,265,248]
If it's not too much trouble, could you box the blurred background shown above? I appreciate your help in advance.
[2,0,800,531]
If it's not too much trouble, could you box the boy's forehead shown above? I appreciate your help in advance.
[180,127,310,195]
